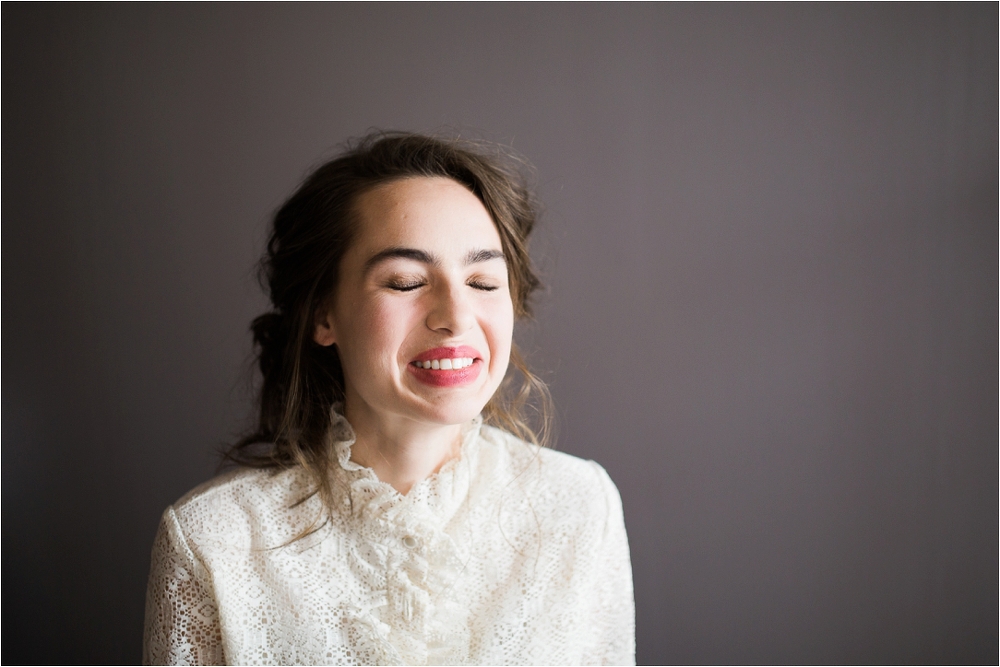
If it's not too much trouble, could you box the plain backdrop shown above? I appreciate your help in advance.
[3,4,997,664]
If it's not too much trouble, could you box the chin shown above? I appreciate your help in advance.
[410,394,490,427]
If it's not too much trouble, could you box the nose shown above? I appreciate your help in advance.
[425,282,475,336]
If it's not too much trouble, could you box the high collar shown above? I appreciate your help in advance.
[326,407,483,528]
[321,407,483,665]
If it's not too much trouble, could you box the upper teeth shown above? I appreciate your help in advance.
[418,357,474,370]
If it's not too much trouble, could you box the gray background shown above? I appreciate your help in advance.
[4,4,997,664]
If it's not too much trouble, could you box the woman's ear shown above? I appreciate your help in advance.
[313,306,337,347]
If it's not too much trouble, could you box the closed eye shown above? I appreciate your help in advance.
[385,279,426,292]
[468,280,499,292]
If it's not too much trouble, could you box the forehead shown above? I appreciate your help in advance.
[351,177,501,251]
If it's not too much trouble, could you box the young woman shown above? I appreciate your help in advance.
[143,133,634,665]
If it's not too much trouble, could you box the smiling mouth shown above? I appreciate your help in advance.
[412,357,475,370]
[408,346,483,386]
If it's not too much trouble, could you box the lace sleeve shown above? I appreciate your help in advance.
[587,462,637,666]
[143,508,225,666]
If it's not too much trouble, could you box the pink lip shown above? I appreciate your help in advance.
[407,346,484,388]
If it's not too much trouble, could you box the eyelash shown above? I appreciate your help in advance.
[384,279,499,293]
[386,279,424,292]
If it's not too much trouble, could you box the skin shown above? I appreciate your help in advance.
[314,176,514,494]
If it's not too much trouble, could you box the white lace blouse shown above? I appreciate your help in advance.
[143,413,635,665]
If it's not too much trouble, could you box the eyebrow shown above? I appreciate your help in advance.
[363,246,505,274]
[465,248,505,264]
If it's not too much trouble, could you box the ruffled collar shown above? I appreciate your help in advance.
[324,407,481,663]
[326,406,483,527]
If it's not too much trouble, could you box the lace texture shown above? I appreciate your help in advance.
[143,413,635,665]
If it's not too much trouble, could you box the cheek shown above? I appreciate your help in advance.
[486,301,515,364]
[340,296,414,366]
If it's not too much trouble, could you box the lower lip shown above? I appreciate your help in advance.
[408,360,483,387]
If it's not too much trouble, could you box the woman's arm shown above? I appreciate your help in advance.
[143,508,225,666]
[587,462,637,666]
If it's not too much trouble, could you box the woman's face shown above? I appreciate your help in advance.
[314,176,514,430]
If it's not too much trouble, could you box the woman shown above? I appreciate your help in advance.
[143,133,635,665]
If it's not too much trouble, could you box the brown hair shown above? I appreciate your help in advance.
[228,131,551,512]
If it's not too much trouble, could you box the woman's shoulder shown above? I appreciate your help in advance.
[163,466,318,552]
[173,465,311,512]
[476,425,623,516]
[478,424,616,480]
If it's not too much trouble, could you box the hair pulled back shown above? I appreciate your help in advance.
[229,132,550,510]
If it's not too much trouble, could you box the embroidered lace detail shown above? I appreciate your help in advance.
[143,411,634,665]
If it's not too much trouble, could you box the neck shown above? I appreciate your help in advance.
[343,399,463,495]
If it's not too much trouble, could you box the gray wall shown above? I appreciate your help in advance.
[4,4,996,664]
